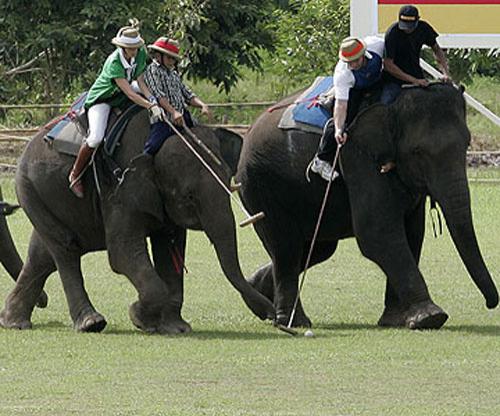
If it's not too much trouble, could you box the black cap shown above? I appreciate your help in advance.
[398,5,419,31]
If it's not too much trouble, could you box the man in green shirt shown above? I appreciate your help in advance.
[69,21,161,198]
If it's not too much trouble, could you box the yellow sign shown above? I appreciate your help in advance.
[378,1,500,34]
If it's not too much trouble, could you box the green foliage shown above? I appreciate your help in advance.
[157,0,277,93]
[422,47,500,85]
[448,48,500,84]
[265,0,350,81]
[0,0,162,103]
[0,0,279,100]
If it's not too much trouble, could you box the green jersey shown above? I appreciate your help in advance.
[85,47,147,109]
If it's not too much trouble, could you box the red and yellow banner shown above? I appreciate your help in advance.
[378,1,500,33]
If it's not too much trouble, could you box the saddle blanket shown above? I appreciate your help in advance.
[44,93,144,157]
[278,76,334,134]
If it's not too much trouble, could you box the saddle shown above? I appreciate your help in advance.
[44,93,144,157]
[278,76,382,136]
[278,76,334,135]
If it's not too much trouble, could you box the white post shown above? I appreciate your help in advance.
[420,59,500,127]
[350,0,378,37]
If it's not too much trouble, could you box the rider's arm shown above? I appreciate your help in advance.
[431,43,451,81]
[137,74,154,102]
[189,96,211,117]
[158,97,183,124]
[383,58,427,86]
[334,99,348,144]
[115,78,154,109]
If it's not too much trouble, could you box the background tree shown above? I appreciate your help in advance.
[157,0,277,92]
[0,0,162,103]
[265,0,350,82]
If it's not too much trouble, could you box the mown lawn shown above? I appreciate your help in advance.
[0,173,499,416]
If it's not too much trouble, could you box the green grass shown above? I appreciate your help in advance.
[465,76,500,149]
[0,172,499,415]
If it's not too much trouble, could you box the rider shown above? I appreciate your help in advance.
[381,4,451,104]
[310,35,384,181]
[68,20,161,198]
[142,37,211,155]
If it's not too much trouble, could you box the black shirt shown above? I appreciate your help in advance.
[383,20,438,85]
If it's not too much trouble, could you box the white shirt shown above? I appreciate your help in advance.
[118,48,137,82]
[333,36,385,101]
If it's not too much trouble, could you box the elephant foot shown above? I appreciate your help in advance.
[35,290,49,309]
[405,301,448,330]
[74,310,107,333]
[377,307,406,328]
[157,317,192,335]
[0,308,32,330]
[275,311,312,329]
[129,301,191,335]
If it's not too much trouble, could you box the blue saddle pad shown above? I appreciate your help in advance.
[292,76,333,129]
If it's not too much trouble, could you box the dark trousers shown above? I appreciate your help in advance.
[316,89,366,162]
[380,82,402,105]
[144,111,194,155]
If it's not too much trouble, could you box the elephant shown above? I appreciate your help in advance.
[0,187,48,308]
[236,83,498,329]
[0,188,23,283]
[0,110,275,333]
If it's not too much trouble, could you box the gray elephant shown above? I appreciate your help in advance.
[0,188,48,308]
[0,111,275,333]
[236,83,498,329]
[0,189,23,284]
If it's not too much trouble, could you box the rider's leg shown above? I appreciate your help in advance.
[69,103,110,198]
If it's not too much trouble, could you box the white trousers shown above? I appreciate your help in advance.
[85,103,111,148]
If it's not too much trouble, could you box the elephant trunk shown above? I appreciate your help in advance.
[0,208,23,281]
[432,174,498,309]
[199,193,276,321]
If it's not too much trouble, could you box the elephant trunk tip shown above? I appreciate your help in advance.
[0,202,21,216]
[485,291,499,309]
[241,291,276,321]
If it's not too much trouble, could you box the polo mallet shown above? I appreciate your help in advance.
[163,116,265,227]
[0,201,20,216]
[277,144,342,336]
[183,124,223,167]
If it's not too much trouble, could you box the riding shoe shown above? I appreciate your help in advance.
[310,156,339,181]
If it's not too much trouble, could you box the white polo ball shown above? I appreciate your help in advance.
[304,329,314,337]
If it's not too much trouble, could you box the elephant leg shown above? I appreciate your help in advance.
[249,240,339,328]
[378,199,447,328]
[149,228,191,334]
[0,214,49,308]
[12,183,106,332]
[251,213,304,327]
[297,240,339,326]
[54,252,107,333]
[107,234,174,334]
[0,230,56,329]
[356,223,447,330]
[272,253,302,327]
[247,262,274,300]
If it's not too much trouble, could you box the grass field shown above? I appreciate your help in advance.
[0,173,499,415]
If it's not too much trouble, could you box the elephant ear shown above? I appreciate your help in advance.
[213,128,243,176]
[347,104,396,166]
